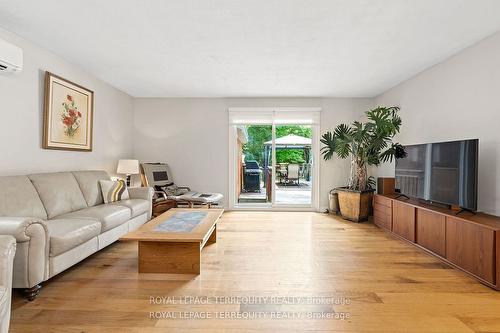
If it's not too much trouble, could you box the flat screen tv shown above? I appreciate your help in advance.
[395,139,478,211]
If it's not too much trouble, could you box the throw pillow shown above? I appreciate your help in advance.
[158,184,189,197]
[161,184,181,197]
[100,179,130,203]
[154,183,174,192]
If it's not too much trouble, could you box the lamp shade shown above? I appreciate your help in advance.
[117,159,139,175]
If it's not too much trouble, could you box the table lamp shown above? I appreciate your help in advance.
[117,159,139,187]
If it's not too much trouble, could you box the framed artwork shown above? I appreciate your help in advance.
[43,71,94,151]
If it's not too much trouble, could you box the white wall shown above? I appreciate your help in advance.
[133,98,372,209]
[375,31,500,216]
[0,27,134,176]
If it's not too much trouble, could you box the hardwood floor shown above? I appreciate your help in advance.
[10,212,500,332]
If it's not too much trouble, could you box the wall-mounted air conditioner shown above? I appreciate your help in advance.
[0,38,23,72]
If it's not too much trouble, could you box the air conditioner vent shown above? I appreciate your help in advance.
[0,38,23,72]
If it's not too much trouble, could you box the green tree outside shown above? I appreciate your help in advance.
[243,125,272,165]
[243,125,311,165]
[276,150,305,164]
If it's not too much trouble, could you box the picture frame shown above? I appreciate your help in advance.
[43,71,94,151]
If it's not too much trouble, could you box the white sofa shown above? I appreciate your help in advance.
[0,236,15,333]
[0,171,153,300]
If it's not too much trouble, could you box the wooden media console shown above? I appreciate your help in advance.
[373,194,500,290]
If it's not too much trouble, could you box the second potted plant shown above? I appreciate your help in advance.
[321,106,406,222]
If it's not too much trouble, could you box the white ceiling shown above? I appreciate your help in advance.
[1,0,500,97]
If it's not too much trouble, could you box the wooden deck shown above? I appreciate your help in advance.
[10,211,500,332]
[239,181,311,204]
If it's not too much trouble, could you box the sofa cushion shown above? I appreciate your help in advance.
[46,219,101,256]
[110,199,149,218]
[28,172,87,219]
[57,205,131,232]
[0,176,47,220]
[72,171,110,207]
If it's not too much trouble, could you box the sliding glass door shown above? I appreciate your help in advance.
[235,124,272,206]
[228,108,320,210]
[273,125,313,206]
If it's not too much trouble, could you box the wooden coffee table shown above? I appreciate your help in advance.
[121,208,223,274]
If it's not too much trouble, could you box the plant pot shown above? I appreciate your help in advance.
[336,187,375,222]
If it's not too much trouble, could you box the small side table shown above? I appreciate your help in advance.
[152,199,177,218]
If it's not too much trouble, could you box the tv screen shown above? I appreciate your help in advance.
[395,139,478,211]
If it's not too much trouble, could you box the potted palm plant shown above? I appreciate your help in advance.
[321,106,406,222]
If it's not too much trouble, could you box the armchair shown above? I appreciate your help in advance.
[0,235,16,333]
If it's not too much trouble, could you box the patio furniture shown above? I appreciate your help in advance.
[276,163,288,184]
[243,160,262,192]
[141,163,223,208]
[262,134,312,186]
[286,164,300,186]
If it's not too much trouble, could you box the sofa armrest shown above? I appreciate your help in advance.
[0,217,48,242]
[0,236,15,333]
[128,187,154,219]
[0,217,49,288]
[128,187,154,201]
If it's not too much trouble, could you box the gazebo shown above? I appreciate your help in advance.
[263,134,312,181]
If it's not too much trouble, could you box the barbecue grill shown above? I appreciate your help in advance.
[243,160,262,192]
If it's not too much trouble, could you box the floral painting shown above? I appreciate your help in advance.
[43,72,94,151]
[61,94,82,137]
